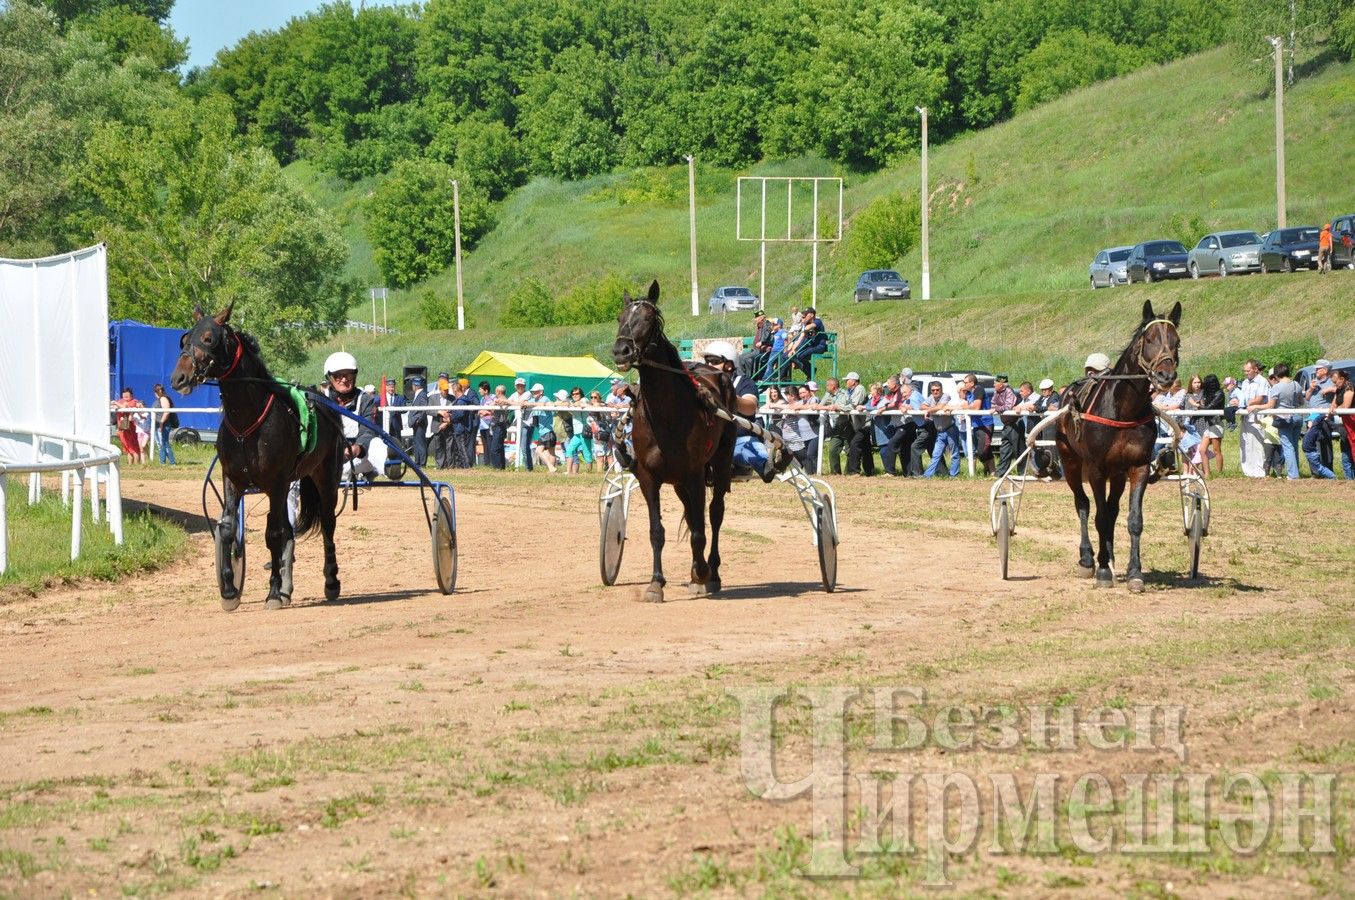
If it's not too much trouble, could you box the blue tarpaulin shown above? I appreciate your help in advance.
[108,320,220,432]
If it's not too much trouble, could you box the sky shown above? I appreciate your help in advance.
[168,0,400,72]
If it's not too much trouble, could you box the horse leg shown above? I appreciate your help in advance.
[1089,474,1114,587]
[640,475,666,603]
[317,475,341,601]
[1060,445,1095,575]
[676,478,710,596]
[218,480,242,611]
[706,477,727,594]
[264,490,293,609]
[1123,465,1150,592]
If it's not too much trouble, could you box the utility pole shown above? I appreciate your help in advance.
[1267,37,1286,230]
[916,106,931,300]
[686,154,699,316]
[451,179,465,330]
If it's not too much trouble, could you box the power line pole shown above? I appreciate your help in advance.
[452,179,465,331]
[1268,36,1286,229]
[916,106,931,300]
[686,154,699,316]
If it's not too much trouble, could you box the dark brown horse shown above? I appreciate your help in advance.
[612,281,736,603]
[1055,299,1181,591]
[170,304,344,611]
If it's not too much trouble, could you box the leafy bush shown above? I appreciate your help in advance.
[418,288,457,330]
[1335,8,1355,60]
[364,157,492,288]
[1015,30,1145,112]
[501,278,555,327]
[846,193,921,271]
[1165,212,1209,249]
[553,273,629,326]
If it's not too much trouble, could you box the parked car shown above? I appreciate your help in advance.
[1259,226,1321,273]
[1089,246,1132,288]
[1187,230,1263,278]
[1328,214,1355,269]
[708,285,759,313]
[1126,240,1189,283]
[854,269,911,302]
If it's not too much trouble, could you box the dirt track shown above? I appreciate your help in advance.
[0,471,1350,896]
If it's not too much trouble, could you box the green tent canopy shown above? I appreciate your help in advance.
[458,350,624,399]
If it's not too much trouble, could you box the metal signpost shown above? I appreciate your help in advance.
[736,176,843,310]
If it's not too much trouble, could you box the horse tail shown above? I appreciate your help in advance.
[294,476,323,538]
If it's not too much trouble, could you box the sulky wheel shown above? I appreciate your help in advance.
[431,492,457,595]
[599,496,626,586]
[1188,496,1203,581]
[214,497,246,610]
[816,500,838,593]
[997,499,1011,581]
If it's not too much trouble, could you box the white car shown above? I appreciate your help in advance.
[1089,246,1132,288]
[708,286,759,313]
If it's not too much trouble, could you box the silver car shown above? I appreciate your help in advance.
[708,285,759,313]
[1089,246,1132,288]
[1188,230,1263,278]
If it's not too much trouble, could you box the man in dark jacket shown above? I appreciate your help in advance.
[738,310,773,379]
[450,380,479,468]
[407,377,430,466]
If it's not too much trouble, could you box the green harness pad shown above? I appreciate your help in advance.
[276,379,318,457]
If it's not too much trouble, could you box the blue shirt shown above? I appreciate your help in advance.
[963,387,992,429]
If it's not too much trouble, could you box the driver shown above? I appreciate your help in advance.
[319,350,389,483]
[1084,352,1111,377]
[701,341,781,483]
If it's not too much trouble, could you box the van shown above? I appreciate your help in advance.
[1328,214,1355,270]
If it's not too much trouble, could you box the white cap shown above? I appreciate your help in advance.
[554,389,568,401]
[806,380,818,391]
[1084,352,1110,371]
[1315,358,1331,369]
[845,371,861,381]
[362,384,375,394]
[701,341,738,363]
[514,376,526,385]
[901,367,913,378]
[531,383,544,392]
[1039,378,1055,390]
[324,350,358,375]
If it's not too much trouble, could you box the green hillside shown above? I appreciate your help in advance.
[285,47,1355,387]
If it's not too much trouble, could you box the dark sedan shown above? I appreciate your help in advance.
[1125,240,1189,283]
[1259,226,1322,273]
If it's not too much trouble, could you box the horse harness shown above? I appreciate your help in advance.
[1066,318,1179,438]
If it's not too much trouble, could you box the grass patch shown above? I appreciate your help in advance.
[0,491,187,596]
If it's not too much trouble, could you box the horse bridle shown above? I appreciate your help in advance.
[1134,318,1179,380]
[615,297,662,367]
[179,322,244,385]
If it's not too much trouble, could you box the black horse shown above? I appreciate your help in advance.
[1055,299,1182,591]
[612,281,736,603]
[170,304,344,611]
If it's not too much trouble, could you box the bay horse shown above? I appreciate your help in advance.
[170,304,344,611]
[1054,299,1181,591]
[612,281,736,603]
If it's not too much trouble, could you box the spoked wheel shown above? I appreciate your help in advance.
[1187,496,1203,580]
[997,499,1011,581]
[431,492,457,595]
[816,500,838,593]
[214,497,246,610]
[599,496,626,586]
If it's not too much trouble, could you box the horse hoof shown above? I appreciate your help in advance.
[706,580,722,595]
[265,596,285,610]
[324,582,340,602]
[1127,577,1145,593]
[220,595,241,612]
[1094,570,1114,588]
[1078,564,1095,579]
[643,586,665,603]
[688,583,709,598]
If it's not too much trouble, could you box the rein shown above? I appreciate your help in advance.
[1071,318,1178,432]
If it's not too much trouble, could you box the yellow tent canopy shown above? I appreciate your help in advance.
[458,350,621,397]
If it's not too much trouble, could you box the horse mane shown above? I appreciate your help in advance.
[234,329,273,376]
[643,304,686,373]
[1111,319,1153,373]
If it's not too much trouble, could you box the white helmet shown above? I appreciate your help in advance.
[702,341,738,364]
[324,350,358,376]
[1084,352,1110,372]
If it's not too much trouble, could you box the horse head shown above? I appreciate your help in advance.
[171,302,237,395]
[612,280,662,372]
[1136,299,1182,390]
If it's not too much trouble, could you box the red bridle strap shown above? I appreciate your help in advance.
[1079,410,1154,429]
[218,331,245,380]
[224,391,275,441]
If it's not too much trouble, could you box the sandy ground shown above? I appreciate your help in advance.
[0,471,1350,897]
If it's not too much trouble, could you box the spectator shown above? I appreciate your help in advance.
[822,377,849,475]
[485,384,511,469]
[922,381,961,478]
[739,310,773,379]
[111,387,144,464]
[787,307,827,378]
[408,376,430,466]
[1238,359,1270,478]
[1303,359,1337,476]
[888,379,924,476]
[794,381,824,473]
[842,372,874,476]
[380,379,405,438]
[1188,374,1226,477]
[509,378,538,471]
[868,380,897,474]
[562,386,595,474]
[586,390,610,469]
[990,374,1020,476]
[1328,367,1355,479]
[151,383,177,465]
[1030,378,1062,478]
[449,380,479,468]
[1318,222,1333,274]
[1260,363,1303,480]
[761,317,788,382]
[955,373,994,476]
[1223,375,1241,428]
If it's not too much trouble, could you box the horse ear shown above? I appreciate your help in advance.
[192,304,204,322]
[1168,301,1182,327]
[622,290,633,305]
[647,279,660,303]
[213,302,234,326]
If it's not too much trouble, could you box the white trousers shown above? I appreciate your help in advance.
[343,441,388,481]
[1238,415,1267,477]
